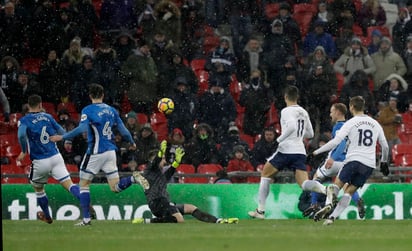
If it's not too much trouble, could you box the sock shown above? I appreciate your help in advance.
[37,192,51,219]
[69,184,80,200]
[257,177,271,212]
[79,188,91,221]
[115,176,133,192]
[325,184,339,205]
[351,191,360,203]
[192,208,218,223]
[301,180,326,194]
[329,193,351,219]
[311,191,319,205]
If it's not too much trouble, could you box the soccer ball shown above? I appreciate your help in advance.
[157,98,174,115]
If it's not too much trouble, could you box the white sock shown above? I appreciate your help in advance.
[325,184,340,205]
[257,177,271,212]
[301,180,326,194]
[329,193,351,219]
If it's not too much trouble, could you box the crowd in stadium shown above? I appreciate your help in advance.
[2,0,412,183]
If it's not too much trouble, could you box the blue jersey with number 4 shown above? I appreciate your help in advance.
[63,103,134,155]
[18,112,65,160]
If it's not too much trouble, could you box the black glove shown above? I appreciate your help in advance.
[380,162,389,176]
[343,70,350,76]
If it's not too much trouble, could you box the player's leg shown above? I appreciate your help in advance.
[100,151,135,192]
[50,154,81,199]
[32,185,53,224]
[29,158,53,223]
[248,156,279,219]
[323,184,357,225]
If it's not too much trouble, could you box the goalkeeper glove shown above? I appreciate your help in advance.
[172,147,185,168]
[380,162,389,176]
[158,140,167,158]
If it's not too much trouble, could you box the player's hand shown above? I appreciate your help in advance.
[50,135,63,142]
[325,158,334,169]
[158,140,167,158]
[172,147,185,168]
[380,162,389,176]
[17,152,26,161]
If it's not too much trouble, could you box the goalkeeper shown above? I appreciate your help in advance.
[132,140,239,224]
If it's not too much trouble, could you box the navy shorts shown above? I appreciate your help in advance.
[268,152,307,171]
[338,161,373,188]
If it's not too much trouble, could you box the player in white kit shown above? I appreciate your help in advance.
[312,96,389,225]
[248,85,326,219]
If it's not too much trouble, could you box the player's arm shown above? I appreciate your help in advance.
[313,123,349,155]
[330,139,346,161]
[378,127,389,163]
[17,124,28,160]
[50,117,66,135]
[303,114,314,139]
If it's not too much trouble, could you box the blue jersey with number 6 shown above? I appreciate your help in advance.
[18,112,64,160]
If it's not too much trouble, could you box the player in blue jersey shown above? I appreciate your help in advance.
[312,96,389,225]
[303,103,365,219]
[17,94,81,224]
[50,84,137,226]
[248,85,327,219]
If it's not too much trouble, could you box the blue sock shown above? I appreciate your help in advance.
[351,191,360,203]
[116,176,133,191]
[311,192,318,205]
[37,192,51,219]
[69,184,80,200]
[79,189,91,219]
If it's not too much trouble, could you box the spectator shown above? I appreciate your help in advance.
[334,24,355,58]
[367,29,383,55]
[226,145,255,183]
[204,0,224,32]
[93,38,123,104]
[9,71,41,113]
[184,123,220,168]
[67,0,98,48]
[239,69,272,136]
[376,74,409,112]
[371,37,407,92]
[274,2,302,55]
[357,0,386,36]
[236,37,264,84]
[228,0,254,58]
[62,38,86,85]
[136,0,157,41]
[302,45,337,133]
[164,51,198,95]
[113,31,136,66]
[204,36,237,92]
[99,0,137,32]
[377,96,402,163]
[213,170,232,184]
[0,1,27,60]
[60,139,80,165]
[71,55,100,111]
[167,76,198,138]
[340,70,377,116]
[392,7,410,54]
[261,19,295,99]
[135,123,160,166]
[0,55,20,106]
[402,36,412,97]
[52,7,78,56]
[250,126,278,169]
[333,37,376,85]
[180,0,205,61]
[329,0,357,34]
[0,87,10,122]
[124,110,142,142]
[57,109,71,128]
[197,78,237,142]
[121,39,158,119]
[38,50,69,106]
[218,123,250,167]
[303,20,337,60]
[154,0,182,47]
[309,1,337,36]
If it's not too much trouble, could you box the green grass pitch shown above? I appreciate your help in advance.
[3,219,411,251]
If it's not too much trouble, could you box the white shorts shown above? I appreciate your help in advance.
[79,150,119,181]
[315,160,344,182]
[30,154,70,186]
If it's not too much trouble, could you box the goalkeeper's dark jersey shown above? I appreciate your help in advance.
[141,156,176,203]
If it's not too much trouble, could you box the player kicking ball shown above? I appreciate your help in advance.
[311,96,389,225]
[132,140,239,224]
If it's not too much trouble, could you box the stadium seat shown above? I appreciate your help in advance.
[136,113,148,124]
[197,164,223,183]
[92,0,102,17]
[175,164,204,183]
[265,102,279,127]
[0,133,17,148]
[4,145,21,158]
[8,113,22,125]
[293,3,317,15]
[352,24,364,37]
[367,26,391,40]
[1,163,29,184]
[150,112,168,142]
[22,58,42,75]
[229,75,242,103]
[392,144,412,166]
[196,70,209,96]
[247,164,263,183]
[234,108,244,132]
[239,133,254,150]
[190,58,207,73]
[57,101,77,114]
[203,35,220,55]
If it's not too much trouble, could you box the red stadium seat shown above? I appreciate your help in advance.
[247,164,263,183]
[367,26,391,40]
[392,144,412,166]
[1,163,29,184]
[265,102,279,127]
[196,70,209,96]
[197,164,223,183]
[175,164,203,183]
[352,24,364,37]
[0,133,18,148]
[136,113,149,124]
[4,145,21,158]
[22,58,42,75]
[265,3,280,21]
[229,75,242,103]
[150,112,168,142]
[203,35,220,55]
[9,113,22,125]
[239,133,254,150]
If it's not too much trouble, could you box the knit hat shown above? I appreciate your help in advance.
[407,36,412,43]
[126,111,136,118]
[351,37,362,45]
[380,36,392,46]
[228,125,239,133]
[371,29,383,38]
[271,19,282,27]
[279,2,291,12]
[172,128,183,136]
